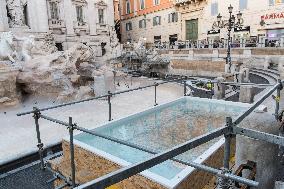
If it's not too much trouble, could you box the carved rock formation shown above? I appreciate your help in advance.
[17,43,95,102]
[0,63,20,107]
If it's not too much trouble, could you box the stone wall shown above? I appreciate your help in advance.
[170,59,225,77]
[160,48,284,76]
[0,64,20,107]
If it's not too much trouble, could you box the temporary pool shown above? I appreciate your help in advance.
[60,97,250,188]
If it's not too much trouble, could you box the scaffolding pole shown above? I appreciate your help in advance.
[69,117,76,188]
[33,107,45,170]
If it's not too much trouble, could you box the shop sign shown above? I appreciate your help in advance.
[207,29,220,35]
[261,12,284,20]
[234,26,250,32]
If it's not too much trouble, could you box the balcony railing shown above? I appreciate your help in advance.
[148,37,284,50]
[73,21,89,34]
[96,23,108,34]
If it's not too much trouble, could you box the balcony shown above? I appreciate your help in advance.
[96,23,108,35]
[174,0,204,7]
[73,21,89,35]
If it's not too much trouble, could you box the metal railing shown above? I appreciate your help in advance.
[149,37,284,50]
[16,79,284,189]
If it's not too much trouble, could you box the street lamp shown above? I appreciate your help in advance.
[216,4,243,73]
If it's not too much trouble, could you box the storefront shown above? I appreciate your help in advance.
[260,11,284,46]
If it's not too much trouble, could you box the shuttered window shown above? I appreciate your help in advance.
[168,13,178,23]
[140,0,145,9]
[126,22,132,31]
[239,0,247,10]
[211,2,218,16]
[126,0,131,14]
[139,19,146,28]
[153,16,161,26]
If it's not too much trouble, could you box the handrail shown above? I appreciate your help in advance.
[40,113,258,187]
[23,78,283,189]
[234,80,282,125]
[17,77,276,116]
[16,78,186,116]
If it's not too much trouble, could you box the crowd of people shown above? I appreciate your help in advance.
[153,37,282,49]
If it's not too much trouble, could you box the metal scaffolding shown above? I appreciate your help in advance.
[16,79,284,189]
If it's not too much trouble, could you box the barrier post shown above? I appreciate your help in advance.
[108,91,112,121]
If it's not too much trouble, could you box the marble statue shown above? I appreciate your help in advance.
[0,31,16,63]
[39,33,58,54]
[14,35,35,62]
[6,0,26,27]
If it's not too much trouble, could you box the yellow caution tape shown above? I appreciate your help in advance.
[275,96,280,103]
[106,185,120,189]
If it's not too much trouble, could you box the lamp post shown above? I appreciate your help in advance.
[215,5,243,73]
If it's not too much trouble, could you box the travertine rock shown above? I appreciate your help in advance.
[93,66,115,96]
[17,43,94,100]
[0,63,20,107]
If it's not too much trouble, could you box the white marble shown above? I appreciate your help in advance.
[0,0,117,58]
[0,1,9,31]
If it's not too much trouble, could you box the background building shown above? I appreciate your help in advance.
[0,0,116,56]
[120,0,181,43]
[176,0,284,45]
[120,0,284,46]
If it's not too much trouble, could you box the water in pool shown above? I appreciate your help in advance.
[75,98,248,180]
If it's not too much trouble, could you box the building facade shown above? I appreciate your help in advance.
[176,0,284,45]
[0,0,116,56]
[114,0,120,21]
[120,0,182,43]
[120,0,284,46]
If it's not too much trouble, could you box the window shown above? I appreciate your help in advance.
[126,22,132,31]
[168,12,178,23]
[50,2,59,19]
[56,43,63,51]
[139,19,146,28]
[153,0,160,6]
[153,16,161,26]
[126,0,131,14]
[140,0,145,9]
[169,34,178,45]
[23,4,29,26]
[98,9,104,24]
[239,0,247,10]
[211,2,218,16]
[269,0,284,5]
[154,36,161,44]
[76,6,84,22]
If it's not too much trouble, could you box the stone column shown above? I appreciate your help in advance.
[239,85,255,103]
[64,0,75,36]
[0,0,9,31]
[213,77,225,99]
[27,0,49,32]
[88,0,97,36]
[258,36,265,48]
[280,37,284,47]
[107,0,114,26]
[278,57,284,80]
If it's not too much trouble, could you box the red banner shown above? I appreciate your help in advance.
[261,12,284,20]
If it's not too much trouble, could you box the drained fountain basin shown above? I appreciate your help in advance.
[53,97,250,189]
